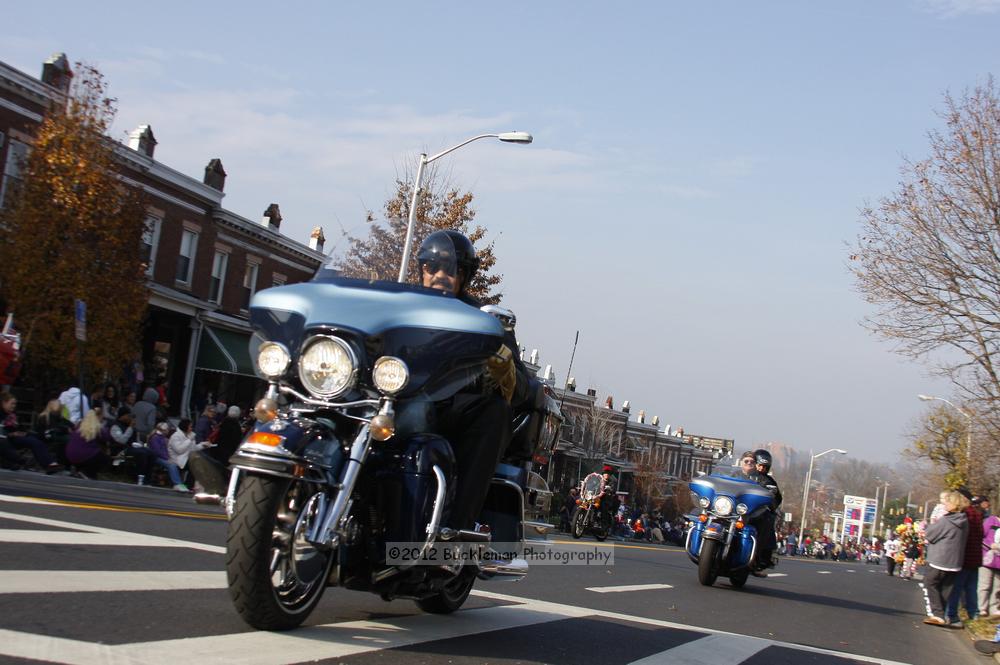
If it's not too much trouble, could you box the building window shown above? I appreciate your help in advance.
[0,138,29,208]
[141,215,162,276]
[241,262,259,310]
[208,251,228,304]
[175,229,198,284]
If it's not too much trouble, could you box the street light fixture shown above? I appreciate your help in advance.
[917,394,972,477]
[798,448,848,549]
[397,131,533,283]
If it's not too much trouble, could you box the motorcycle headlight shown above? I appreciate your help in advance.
[713,496,734,516]
[256,342,291,379]
[372,356,409,395]
[698,497,711,508]
[736,503,749,515]
[298,336,357,398]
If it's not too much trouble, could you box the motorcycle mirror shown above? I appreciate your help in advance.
[480,305,516,332]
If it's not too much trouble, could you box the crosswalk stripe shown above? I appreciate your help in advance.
[817,571,832,574]
[585,583,674,593]
[767,573,787,577]
[0,508,225,554]
[0,570,226,593]
[627,633,771,665]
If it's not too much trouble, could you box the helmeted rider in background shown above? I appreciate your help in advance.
[747,448,781,576]
[416,230,528,532]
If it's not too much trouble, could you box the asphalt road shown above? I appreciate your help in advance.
[0,470,985,665]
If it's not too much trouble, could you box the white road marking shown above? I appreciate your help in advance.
[585,583,674,593]
[0,570,226,593]
[846,569,855,573]
[817,570,832,574]
[0,502,225,554]
[767,572,787,577]
[628,633,770,665]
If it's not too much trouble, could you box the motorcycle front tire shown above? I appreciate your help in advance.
[729,569,750,589]
[226,474,334,630]
[697,539,720,586]
[571,508,587,539]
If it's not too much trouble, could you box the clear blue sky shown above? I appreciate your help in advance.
[6,1,1000,462]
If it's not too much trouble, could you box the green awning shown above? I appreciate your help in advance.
[196,326,257,377]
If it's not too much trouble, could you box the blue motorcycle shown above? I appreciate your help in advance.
[222,272,561,630]
[685,473,775,588]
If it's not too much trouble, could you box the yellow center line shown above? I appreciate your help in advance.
[549,538,685,553]
[15,496,227,521]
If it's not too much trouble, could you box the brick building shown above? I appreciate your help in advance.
[0,53,326,415]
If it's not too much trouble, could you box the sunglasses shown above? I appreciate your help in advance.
[741,459,754,465]
[420,260,453,275]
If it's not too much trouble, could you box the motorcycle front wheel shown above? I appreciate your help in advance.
[571,508,587,539]
[226,474,335,630]
[697,539,719,586]
[729,569,749,588]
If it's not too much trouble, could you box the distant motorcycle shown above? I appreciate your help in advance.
[686,473,776,588]
[570,472,610,541]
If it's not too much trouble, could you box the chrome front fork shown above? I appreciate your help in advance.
[306,424,372,549]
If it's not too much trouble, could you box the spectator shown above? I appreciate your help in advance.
[884,533,900,576]
[66,409,111,479]
[34,398,72,465]
[109,408,155,485]
[923,490,969,626]
[99,384,121,428]
[188,404,243,496]
[1,392,62,473]
[148,422,187,492]
[155,379,169,410]
[980,506,1000,618]
[0,431,22,469]
[946,492,983,626]
[213,402,228,425]
[193,405,216,443]
[58,386,89,425]
[168,418,198,479]
[122,391,137,415]
[559,487,578,532]
[131,388,159,443]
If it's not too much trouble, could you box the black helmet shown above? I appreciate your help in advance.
[416,230,479,291]
[753,449,772,473]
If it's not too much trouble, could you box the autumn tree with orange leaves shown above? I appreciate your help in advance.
[336,170,504,304]
[0,63,147,390]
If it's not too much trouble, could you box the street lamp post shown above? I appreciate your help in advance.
[798,448,848,549]
[397,131,533,283]
[917,394,973,478]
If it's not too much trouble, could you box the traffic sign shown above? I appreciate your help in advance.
[74,300,86,342]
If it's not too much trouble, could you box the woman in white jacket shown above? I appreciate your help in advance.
[168,418,198,472]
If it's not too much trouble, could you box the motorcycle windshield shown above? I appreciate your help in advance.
[249,276,504,398]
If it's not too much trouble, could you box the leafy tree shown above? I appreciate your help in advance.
[905,405,969,489]
[0,63,148,390]
[851,78,1000,428]
[336,170,504,304]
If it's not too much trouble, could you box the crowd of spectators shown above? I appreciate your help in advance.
[0,382,252,495]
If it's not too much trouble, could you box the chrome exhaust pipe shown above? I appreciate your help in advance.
[193,493,223,506]
[477,557,528,580]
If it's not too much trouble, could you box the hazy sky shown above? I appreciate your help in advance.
[6,1,1000,462]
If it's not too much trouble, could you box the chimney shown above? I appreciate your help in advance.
[622,400,630,414]
[203,158,227,191]
[262,203,282,231]
[41,53,72,93]
[529,349,539,365]
[652,415,659,427]
[586,388,597,397]
[605,396,613,409]
[128,125,157,158]
[542,364,553,381]
[309,226,326,252]
[566,377,576,392]
[638,409,645,424]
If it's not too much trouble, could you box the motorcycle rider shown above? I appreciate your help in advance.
[748,448,782,576]
[417,230,527,533]
[598,465,617,528]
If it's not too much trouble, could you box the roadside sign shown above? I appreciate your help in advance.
[784,512,792,522]
[74,300,86,342]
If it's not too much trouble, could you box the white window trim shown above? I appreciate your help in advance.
[241,262,259,312]
[209,250,229,304]
[176,229,199,286]
[143,215,162,277]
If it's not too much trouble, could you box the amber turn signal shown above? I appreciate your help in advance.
[734,520,744,530]
[370,413,395,441]
[247,431,283,447]
[698,514,708,523]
